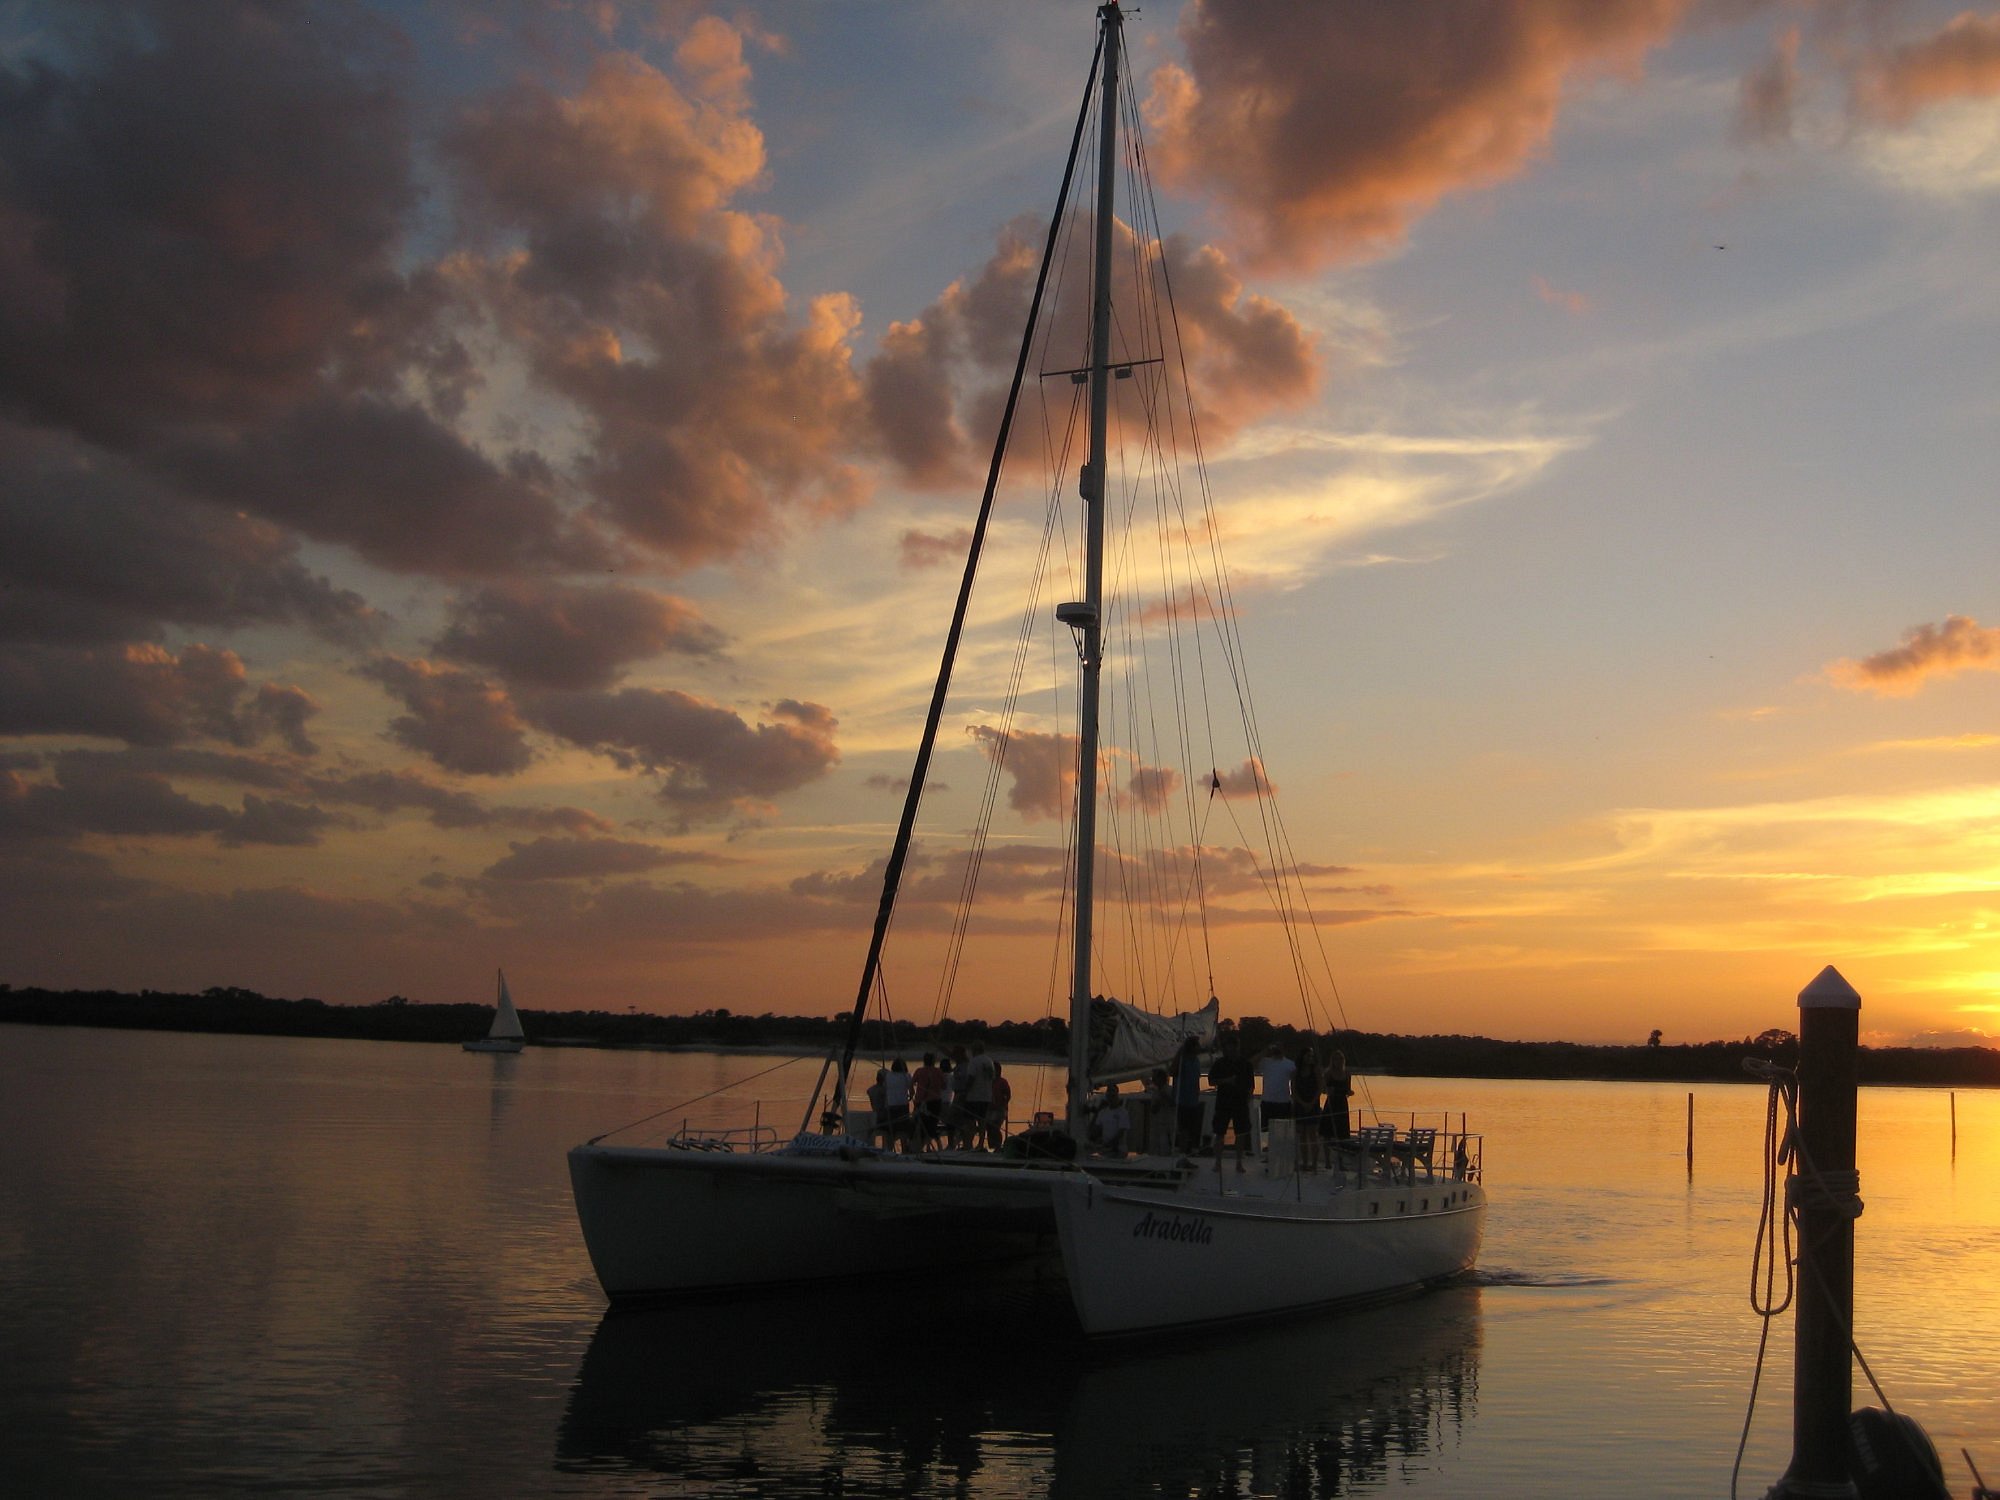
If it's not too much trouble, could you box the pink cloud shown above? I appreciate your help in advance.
[1826,615,2000,697]
[1145,0,1693,270]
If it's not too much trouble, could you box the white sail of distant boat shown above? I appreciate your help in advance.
[464,969,525,1054]
[567,1,1486,1334]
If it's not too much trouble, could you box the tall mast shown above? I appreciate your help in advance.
[1067,1,1122,1134]
[819,26,1106,1132]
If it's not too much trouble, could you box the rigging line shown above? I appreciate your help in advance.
[931,74,1098,1031]
[1104,158,1200,1012]
[1102,398,1167,1009]
[935,354,1086,1029]
[935,406,1078,1026]
[1118,84,1236,1003]
[1119,231,1221,994]
[1115,344,1201,1011]
[831,32,1105,1114]
[585,1052,815,1145]
[1109,229,1212,1009]
[1129,93,1333,1030]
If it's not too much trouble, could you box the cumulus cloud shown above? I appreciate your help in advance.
[0,422,373,647]
[0,0,877,639]
[530,688,839,818]
[1203,757,1277,799]
[436,579,723,690]
[164,396,609,578]
[0,2,420,441]
[445,41,868,565]
[1858,12,2000,124]
[0,756,334,847]
[791,842,1071,907]
[1736,27,1802,145]
[1825,615,2000,696]
[1145,0,1691,269]
[897,528,974,572]
[865,211,1316,486]
[31,747,614,835]
[362,656,534,776]
[967,724,1076,822]
[0,642,320,751]
[1127,764,1182,812]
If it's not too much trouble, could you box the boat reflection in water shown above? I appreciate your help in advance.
[556,1277,1483,1497]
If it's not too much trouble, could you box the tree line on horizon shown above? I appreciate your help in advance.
[3,984,1996,1088]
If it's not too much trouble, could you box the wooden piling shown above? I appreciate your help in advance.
[1686,1091,1694,1179]
[1774,964,1862,1500]
[1952,1091,1958,1161]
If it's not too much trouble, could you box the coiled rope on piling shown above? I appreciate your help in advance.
[1731,1061,1798,1500]
[1730,1059,1934,1500]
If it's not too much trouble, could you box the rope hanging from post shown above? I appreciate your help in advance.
[1731,1062,1798,1500]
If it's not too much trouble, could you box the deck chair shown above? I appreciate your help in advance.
[1404,1127,1437,1182]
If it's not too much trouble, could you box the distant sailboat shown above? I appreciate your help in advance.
[464,969,526,1054]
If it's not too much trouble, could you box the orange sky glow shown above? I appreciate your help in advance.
[5,2,2000,1047]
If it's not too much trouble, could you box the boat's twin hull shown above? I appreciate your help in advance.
[1052,1174,1486,1336]
[567,1144,1062,1298]
[570,1142,1484,1340]
[463,1038,523,1053]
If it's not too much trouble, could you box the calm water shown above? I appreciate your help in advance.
[1,1025,1993,1498]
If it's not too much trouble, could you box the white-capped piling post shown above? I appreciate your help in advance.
[1776,964,1863,1500]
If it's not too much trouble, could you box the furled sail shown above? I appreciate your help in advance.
[1084,995,1218,1086]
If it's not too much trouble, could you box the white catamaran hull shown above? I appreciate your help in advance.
[1052,1172,1486,1337]
[462,1036,523,1053]
[568,1144,1078,1298]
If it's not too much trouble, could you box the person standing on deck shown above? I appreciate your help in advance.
[943,1045,971,1148]
[958,1041,996,1150]
[911,1051,945,1150]
[983,1060,1011,1150]
[1293,1046,1323,1171]
[883,1057,913,1152]
[1257,1044,1296,1143]
[1325,1048,1355,1141]
[1207,1032,1255,1172]
[1172,1036,1205,1153]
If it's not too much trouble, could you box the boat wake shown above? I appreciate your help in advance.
[1468,1267,1622,1290]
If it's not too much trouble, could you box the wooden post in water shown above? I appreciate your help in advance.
[1775,964,1862,1500]
[1952,1091,1958,1161]
[1686,1091,1694,1179]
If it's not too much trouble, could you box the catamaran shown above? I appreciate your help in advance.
[567,1,1486,1333]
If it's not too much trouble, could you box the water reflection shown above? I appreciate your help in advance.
[558,1280,1483,1497]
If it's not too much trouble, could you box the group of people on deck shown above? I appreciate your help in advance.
[1166,1031,1355,1170]
[864,1030,1353,1163]
[866,1041,1013,1153]
[1084,1031,1355,1164]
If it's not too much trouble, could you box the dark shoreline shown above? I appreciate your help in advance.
[4,983,1996,1088]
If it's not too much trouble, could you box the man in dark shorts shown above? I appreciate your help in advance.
[1207,1032,1255,1173]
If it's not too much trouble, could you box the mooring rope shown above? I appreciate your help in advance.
[1730,1061,1926,1500]
[1731,1062,1797,1499]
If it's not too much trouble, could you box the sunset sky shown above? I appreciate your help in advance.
[5,0,2000,1046]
